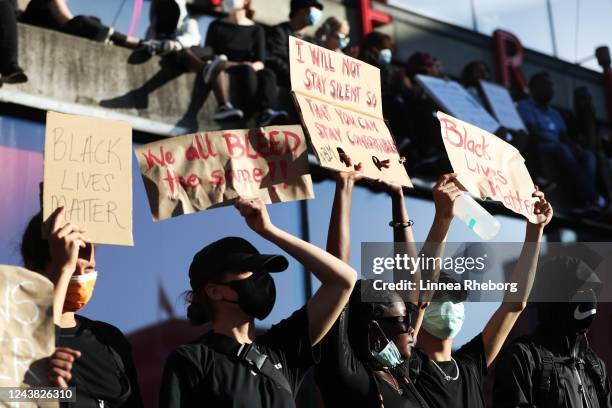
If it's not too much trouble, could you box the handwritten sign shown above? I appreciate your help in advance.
[479,80,526,132]
[437,112,540,223]
[289,37,411,186]
[0,266,55,401]
[43,112,133,246]
[134,125,314,221]
[416,75,500,134]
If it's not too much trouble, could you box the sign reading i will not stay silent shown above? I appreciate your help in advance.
[43,111,133,246]
[437,112,541,223]
[289,36,412,187]
[135,125,314,221]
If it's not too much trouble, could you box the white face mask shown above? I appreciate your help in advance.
[222,0,245,13]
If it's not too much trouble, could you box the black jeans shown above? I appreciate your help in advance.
[0,0,18,75]
[228,65,278,113]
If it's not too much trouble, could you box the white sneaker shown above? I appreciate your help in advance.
[256,109,288,127]
[203,54,228,86]
[213,103,244,121]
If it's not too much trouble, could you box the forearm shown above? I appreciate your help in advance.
[327,178,353,262]
[503,224,543,307]
[418,215,452,303]
[264,226,356,289]
[482,224,543,366]
[391,191,419,303]
[50,267,71,324]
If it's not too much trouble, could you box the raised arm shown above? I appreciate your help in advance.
[326,163,363,261]
[235,198,357,346]
[481,189,552,367]
[46,207,88,325]
[413,173,461,334]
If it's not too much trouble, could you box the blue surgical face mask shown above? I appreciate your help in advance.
[422,301,465,339]
[339,35,350,49]
[378,48,392,65]
[370,321,404,368]
[307,7,322,26]
[372,339,403,368]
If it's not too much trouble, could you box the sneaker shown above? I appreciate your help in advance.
[213,103,243,121]
[0,67,28,85]
[256,109,288,127]
[202,54,227,86]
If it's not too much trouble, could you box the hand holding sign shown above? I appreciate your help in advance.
[235,197,274,236]
[531,188,553,227]
[47,207,88,278]
[432,173,464,221]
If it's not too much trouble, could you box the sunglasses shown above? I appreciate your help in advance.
[374,314,415,334]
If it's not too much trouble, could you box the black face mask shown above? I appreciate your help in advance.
[221,272,276,320]
[540,289,597,334]
[568,289,597,332]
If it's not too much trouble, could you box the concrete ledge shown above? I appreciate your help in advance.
[3,23,223,136]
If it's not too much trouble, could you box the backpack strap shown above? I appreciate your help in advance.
[237,343,293,395]
[521,337,564,407]
[582,349,607,403]
[201,333,293,395]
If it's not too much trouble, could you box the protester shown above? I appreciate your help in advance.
[142,0,226,85]
[20,208,143,407]
[159,197,356,407]
[405,52,443,80]
[568,86,612,210]
[265,0,323,88]
[359,31,411,148]
[204,0,288,126]
[460,60,491,107]
[314,167,460,407]
[411,189,552,408]
[493,256,612,407]
[314,16,350,52]
[21,0,141,48]
[461,60,529,153]
[517,72,604,212]
[403,52,449,170]
[0,0,27,85]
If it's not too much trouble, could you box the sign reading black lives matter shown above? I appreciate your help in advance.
[43,112,133,246]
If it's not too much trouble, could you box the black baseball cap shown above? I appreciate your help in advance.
[290,0,323,15]
[189,237,288,290]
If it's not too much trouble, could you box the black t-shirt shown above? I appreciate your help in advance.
[205,20,265,63]
[411,334,488,408]
[315,308,429,408]
[57,316,143,408]
[159,305,319,408]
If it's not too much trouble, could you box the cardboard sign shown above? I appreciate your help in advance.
[480,80,527,132]
[416,75,500,134]
[289,37,412,187]
[43,112,133,246]
[0,265,56,405]
[437,112,539,223]
[135,125,314,221]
